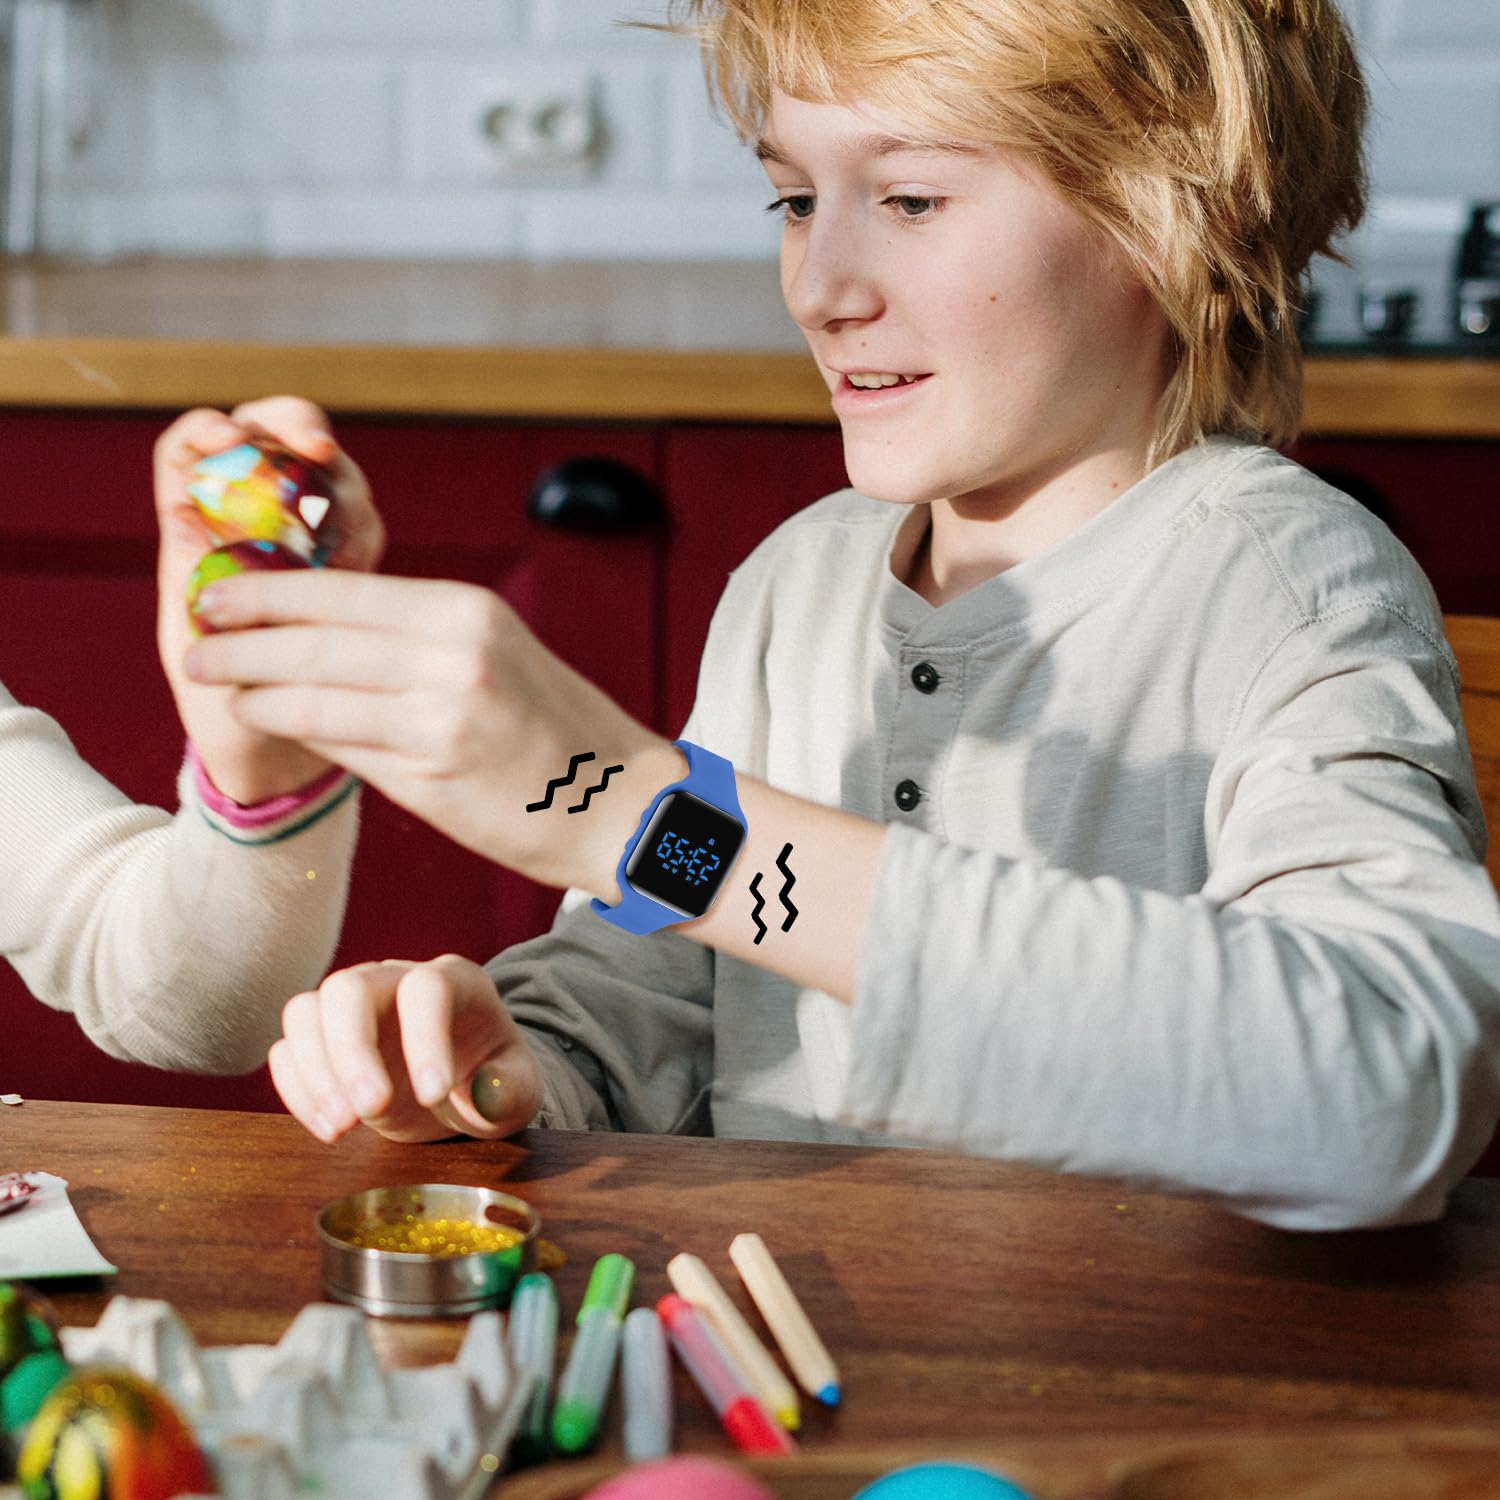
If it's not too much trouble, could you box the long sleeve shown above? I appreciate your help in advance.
[0,682,359,1072]
[839,501,1500,1230]
[480,440,1500,1231]
[490,890,717,1134]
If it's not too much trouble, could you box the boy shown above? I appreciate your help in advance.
[187,0,1500,1228]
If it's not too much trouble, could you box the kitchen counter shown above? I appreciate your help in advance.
[1,256,1498,435]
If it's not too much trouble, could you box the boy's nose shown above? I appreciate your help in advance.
[781,225,883,332]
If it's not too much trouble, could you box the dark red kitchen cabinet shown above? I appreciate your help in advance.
[1288,438,1500,614]
[659,424,847,735]
[0,410,664,1110]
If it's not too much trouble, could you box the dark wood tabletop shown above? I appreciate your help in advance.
[6,1100,1500,1499]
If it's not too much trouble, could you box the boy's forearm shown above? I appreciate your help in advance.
[578,754,886,1004]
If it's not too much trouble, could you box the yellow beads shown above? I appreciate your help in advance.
[344,1216,524,1257]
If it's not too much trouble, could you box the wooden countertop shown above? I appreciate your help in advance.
[1,257,1497,436]
[14,1100,1500,1498]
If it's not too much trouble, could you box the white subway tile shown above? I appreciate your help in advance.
[117,0,271,51]
[663,58,763,193]
[1375,0,1500,48]
[265,190,524,259]
[524,189,780,259]
[1364,59,1500,198]
[404,57,663,189]
[146,59,400,187]
[272,0,522,46]
[114,188,267,255]
[527,0,672,51]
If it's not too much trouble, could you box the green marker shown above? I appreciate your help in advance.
[550,1253,635,1454]
[507,1272,558,1465]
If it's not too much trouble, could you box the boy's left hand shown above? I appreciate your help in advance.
[155,397,385,805]
[183,567,681,896]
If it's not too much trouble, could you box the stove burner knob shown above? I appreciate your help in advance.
[1456,278,1500,338]
[1358,284,1418,339]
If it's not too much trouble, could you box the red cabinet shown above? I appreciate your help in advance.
[0,411,680,1109]
[4,409,1496,1119]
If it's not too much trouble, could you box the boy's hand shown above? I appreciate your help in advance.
[181,568,683,897]
[154,396,385,805]
[268,955,545,1144]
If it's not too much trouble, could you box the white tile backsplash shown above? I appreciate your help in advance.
[145,60,400,188]
[271,0,523,47]
[32,0,1500,263]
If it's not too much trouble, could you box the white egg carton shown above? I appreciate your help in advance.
[54,1295,534,1500]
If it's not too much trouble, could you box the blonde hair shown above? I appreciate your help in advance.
[665,0,1368,462]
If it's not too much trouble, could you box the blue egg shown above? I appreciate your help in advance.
[854,1461,1037,1500]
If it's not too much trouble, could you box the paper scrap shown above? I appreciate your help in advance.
[1,1094,22,1105]
[0,1172,117,1279]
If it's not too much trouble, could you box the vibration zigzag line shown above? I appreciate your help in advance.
[526,751,596,812]
[775,842,799,931]
[749,872,768,945]
[569,763,624,813]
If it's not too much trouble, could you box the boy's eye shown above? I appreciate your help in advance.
[884,195,942,218]
[765,194,815,221]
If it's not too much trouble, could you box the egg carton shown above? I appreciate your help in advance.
[55,1295,534,1500]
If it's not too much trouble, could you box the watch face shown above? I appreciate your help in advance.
[624,790,745,918]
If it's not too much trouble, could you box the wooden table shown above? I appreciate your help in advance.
[5,1101,1500,1498]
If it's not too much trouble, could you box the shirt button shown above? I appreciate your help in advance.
[894,779,922,812]
[910,661,941,694]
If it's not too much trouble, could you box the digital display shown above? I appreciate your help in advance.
[624,790,745,918]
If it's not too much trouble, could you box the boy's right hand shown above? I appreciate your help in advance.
[267,955,545,1144]
[154,396,385,806]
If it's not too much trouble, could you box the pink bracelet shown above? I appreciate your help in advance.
[187,743,350,831]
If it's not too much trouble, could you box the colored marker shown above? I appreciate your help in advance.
[729,1232,841,1407]
[506,1271,558,1464]
[667,1251,800,1430]
[621,1305,673,1461]
[657,1292,796,1457]
[550,1253,634,1454]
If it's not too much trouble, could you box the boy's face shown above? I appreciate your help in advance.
[760,92,1170,514]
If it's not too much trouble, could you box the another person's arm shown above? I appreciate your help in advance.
[0,398,381,1072]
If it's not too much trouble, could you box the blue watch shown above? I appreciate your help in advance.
[591,740,746,934]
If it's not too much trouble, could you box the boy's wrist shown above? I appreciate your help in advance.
[580,739,691,904]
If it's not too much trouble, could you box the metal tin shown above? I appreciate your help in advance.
[317,1184,540,1318]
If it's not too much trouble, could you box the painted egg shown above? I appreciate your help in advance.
[0,1284,60,1380]
[581,1455,777,1500]
[854,1461,1038,1500]
[187,440,336,560]
[16,1366,214,1500]
[186,538,309,635]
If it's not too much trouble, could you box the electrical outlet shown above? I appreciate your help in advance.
[474,75,600,177]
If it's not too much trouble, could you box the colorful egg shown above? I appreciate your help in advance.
[16,1367,214,1500]
[187,440,336,561]
[853,1461,1038,1500]
[580,1457,777,1500]
[0,1284,60,1381]
[186,538,309,635]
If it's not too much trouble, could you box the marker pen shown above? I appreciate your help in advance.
[551,1253,634,1454]
[657,1292,796,1457]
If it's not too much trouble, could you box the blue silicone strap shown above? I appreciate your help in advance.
[590,741,743,934]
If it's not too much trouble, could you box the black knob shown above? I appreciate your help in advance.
[527,456,664,531]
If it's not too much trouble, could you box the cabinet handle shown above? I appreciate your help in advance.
[526,456,664,531]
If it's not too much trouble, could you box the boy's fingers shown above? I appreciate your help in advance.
[318,962,409,1120]
[445,1041,542,1138]
[152,409,246,490]
[229,395,340,462]
[394,963,466,1109]
[268,1028,345,1143]
[280,984,367,1136]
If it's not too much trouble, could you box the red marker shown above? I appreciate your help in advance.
[656,1293,797,1456]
